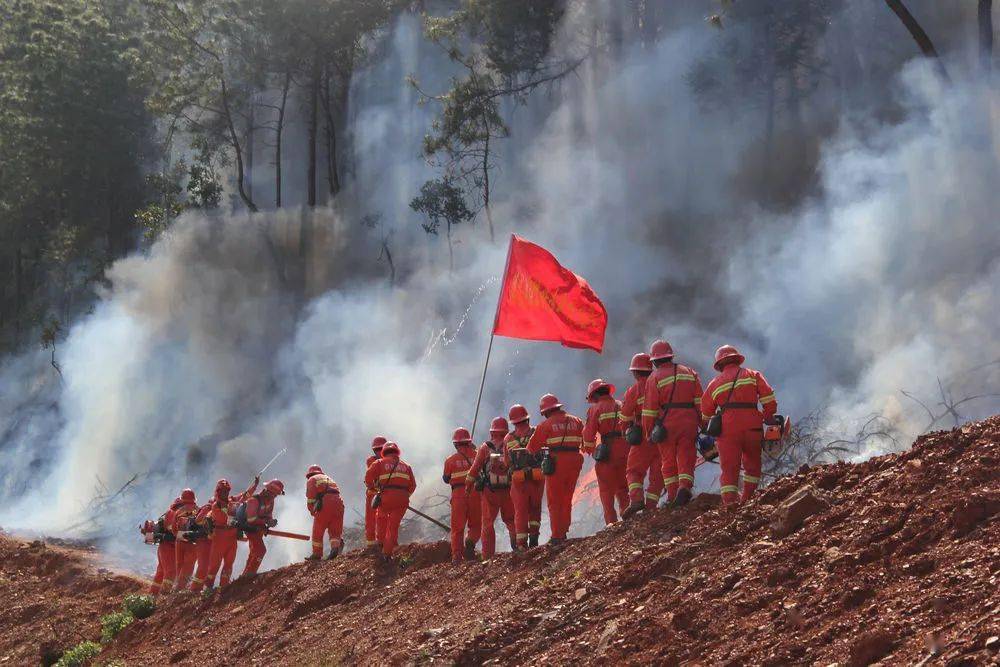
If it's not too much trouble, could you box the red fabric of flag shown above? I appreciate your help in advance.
[492,235,608,353]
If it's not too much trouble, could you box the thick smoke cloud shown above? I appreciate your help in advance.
[0,6,997,572]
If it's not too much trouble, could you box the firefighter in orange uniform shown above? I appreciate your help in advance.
[527,394,585,544]
[147,496,181,595]
[364,436,387,549]
[701,345,778,505]
[583,379,630,525]
[504,405,544,549]
[187,500,214,592]
[642,340,704,507]
[305,464,345,560]
[240,479,285,577]
[469,418,516,559]
[443,428,481,563]
[205,477,257,589]
[171,488,200,590]
[365,442,416,559]
[620,353,664,518]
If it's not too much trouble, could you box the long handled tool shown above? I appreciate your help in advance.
[256,448,287,479]
[237,529,310,542]
[406,506,449,532]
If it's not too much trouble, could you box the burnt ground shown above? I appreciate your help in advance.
[3,416,999,666]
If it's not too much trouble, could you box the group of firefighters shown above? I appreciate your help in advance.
[143,340,783,592]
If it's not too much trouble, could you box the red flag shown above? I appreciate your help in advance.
[492,235,608,353]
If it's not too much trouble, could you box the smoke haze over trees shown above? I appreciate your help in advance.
[0,0,997,570]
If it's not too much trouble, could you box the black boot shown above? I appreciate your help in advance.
[528,534,539,548]
[673,487,692,507]
[463,539,476,560]
[621,502,643,520]
[326,547,340,561]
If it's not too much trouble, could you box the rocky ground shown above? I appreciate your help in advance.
[3,417,998,666]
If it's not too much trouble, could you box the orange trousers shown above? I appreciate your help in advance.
[626,442,664,508]
[311,494,345,557]
[480,487,515,559]
[365,492,378,546]
[546,451,583,540]
[207,528,239,587]
[510,475,544,547]
[149,540,176,595]
[241,530,267,577]
[174,539,198,590]
[376,490,409,557]
[594,439,629,524]
[188,538,212,591]
[659,421,699,501]
[718,423,763,504]
[449,487,482,561]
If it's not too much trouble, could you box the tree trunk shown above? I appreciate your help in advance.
[220,78,257,212]
[980,0,994,74]
[307,55,320,208]
[883,0,951,82]
[275,71,291,208]
[321,68,341,197]
[447,221,454,272]
[482,133,495,243]
[246,94,255,202]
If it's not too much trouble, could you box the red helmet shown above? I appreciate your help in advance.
[489,417,509,434]
[586,379,615,401]
[508,404,530,424]
[629,353,652,373]
[306,464,323,479]
[264,479,285,496]
[372,436,387,453]
[649,339,675,361]
[539,393,563,415]
[382,441,400,457]
[180,488,196,503]
[452,427,472,444]
[713,344,745,371]
[215,479,231,494]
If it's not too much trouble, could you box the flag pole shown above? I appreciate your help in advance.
[470,235,515,441]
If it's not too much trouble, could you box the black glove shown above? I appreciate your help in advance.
[266,518,278,527]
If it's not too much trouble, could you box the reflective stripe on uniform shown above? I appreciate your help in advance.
[583,441,597,449]
[628,482,643,491]
[637,397,645,405]
[598,412,617,421]
[711,377,757,400]
[743,474,760,483]
[693,397,702,404]
[312,541,323,547]
[517,533,529,539]
[759,394,776,405]
[657,374,697,388]
[528,521,540,527]
[546,436,582,444]
[720,485,739,494]
[640,409,659,417]
[379,471,412,481]
[678,474,694,483]
[645,491,659,501]
[450,470,469,478]
[620,412,634,421]
[663,475,678,485]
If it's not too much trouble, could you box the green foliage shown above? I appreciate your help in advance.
[100,610,134,643]
[54,641,101,667]
[122,593,156,620]
[410,178,474,237]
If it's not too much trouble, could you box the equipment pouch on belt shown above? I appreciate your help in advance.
[540,448,555,476]
[593,441,610,462]
[625,423,642,446]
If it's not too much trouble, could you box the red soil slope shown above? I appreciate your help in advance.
[5,417,999,665]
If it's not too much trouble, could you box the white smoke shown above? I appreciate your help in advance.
[1,6,998,573]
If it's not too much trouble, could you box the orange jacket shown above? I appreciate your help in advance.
[618,380,646,432]
[641,361,704,434]
[245,494,275,529]
[366,455,416,495]
[442,444,477,491]
[469,438,511,487]
[306,474,340,515]
[208,481,258,529]
[365,455,380,496]
[526,410,585,455]
[503,427,538,469]
[170,501,199,535]
[701,365,777,422]
[583,395,622,453]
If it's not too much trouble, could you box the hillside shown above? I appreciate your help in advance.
[4,416,999,666]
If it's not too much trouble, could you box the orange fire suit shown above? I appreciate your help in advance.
[469,439,516,559]
[307,473,345,558]
[206,481,256,588]
[443,444,481,561]
[171,500,200,590]
[149,499,182,595]
[642,362,704,502]
[364,454,379,546]
[241,493,277,577]
[188,503,213,592]
[366,455,417,557]
[527,410,585,540]
[701,364,777,504]
[504,427,544,548]
[583,395,630,524]
[619,379,664,508]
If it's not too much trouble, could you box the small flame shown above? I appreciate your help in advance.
[572,467,601,507]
